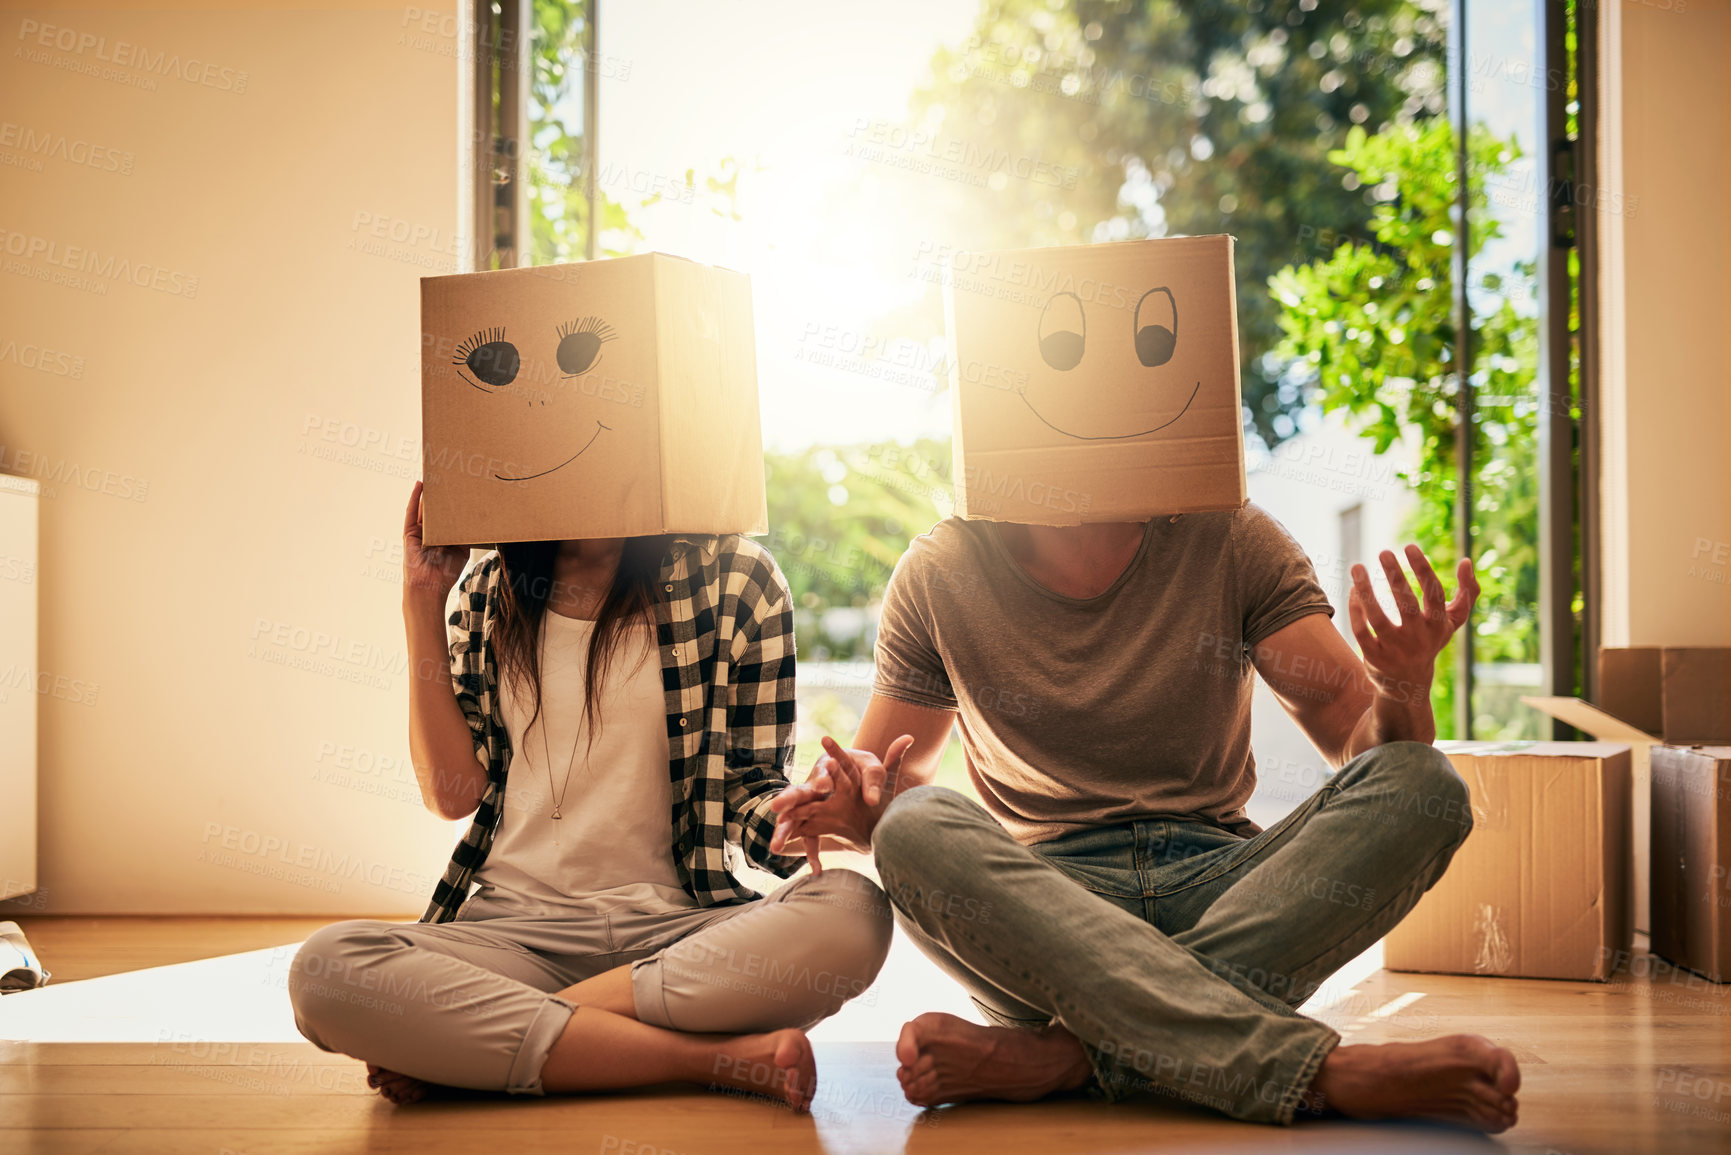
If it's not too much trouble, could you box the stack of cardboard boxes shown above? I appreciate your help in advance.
[1385,648,1730,984]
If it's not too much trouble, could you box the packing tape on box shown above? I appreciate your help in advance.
[1462,759,1509,833]
[1472,903,1513,975]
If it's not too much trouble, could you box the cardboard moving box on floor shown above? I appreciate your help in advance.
[420,254,766,547]
[1384,741,1632,982]
[943,235,1246,524]
[1523,645,1731,934]
[1649,746,1731,983]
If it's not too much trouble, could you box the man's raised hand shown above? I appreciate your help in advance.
[1347,544,1479,701]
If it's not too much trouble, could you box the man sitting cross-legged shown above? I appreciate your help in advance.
[769,506,1521,1131]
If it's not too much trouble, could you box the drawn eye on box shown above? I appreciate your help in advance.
[1020,285,1201,442]
[449,318,619,481]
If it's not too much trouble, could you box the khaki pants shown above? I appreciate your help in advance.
[288,868,892,1095]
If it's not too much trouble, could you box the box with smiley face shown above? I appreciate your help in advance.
[944,235,1246,524]
[419,253,767,546]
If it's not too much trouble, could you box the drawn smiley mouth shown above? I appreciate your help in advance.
[493,420,611,482]
[1017,380,1201,442]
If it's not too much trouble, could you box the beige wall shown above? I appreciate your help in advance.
[0,2,471,913]
[1599,0,1731,647]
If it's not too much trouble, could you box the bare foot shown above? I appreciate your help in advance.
[1308,1035,1521,1133]
[706,1028,816,1112]
[366,1062,433,1105]
[894,1012,1092,1107]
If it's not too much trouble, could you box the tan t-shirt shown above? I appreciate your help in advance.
[873,504,1333,844]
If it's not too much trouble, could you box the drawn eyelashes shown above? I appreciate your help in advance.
[557,316,616,376]
[1035,288,1179,371]
[452,317,617,391]
[453,326,520,389]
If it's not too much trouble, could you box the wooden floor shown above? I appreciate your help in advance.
[1,917,1727,1154]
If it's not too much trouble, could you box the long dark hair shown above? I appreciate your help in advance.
[491,536,669,745]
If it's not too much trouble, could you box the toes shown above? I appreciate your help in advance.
[1461,1084,1516,1134]
[781,1064,806,1112]
[895,1020,921,1067]
[1495,1048,1522,1095]
[774,1032,816,1113]
[374,1072,429,1107]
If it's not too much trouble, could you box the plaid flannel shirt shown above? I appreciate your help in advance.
[420,533,805,923]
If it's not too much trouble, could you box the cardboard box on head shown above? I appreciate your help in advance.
[943,235,1247,525]
[419,253,767,547]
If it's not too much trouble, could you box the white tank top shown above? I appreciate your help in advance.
[470,610,696,916]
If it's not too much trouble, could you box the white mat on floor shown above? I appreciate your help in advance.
[0,928,1382,1045]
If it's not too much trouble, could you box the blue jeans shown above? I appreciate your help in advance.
[872,740,1474,1124]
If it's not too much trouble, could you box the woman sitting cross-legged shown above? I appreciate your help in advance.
[288,482,892,1110]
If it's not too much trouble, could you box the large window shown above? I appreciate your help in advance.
[484,1,1594,763]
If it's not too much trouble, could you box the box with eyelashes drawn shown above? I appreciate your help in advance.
[419,253,767,546]
[943,235,1246,524]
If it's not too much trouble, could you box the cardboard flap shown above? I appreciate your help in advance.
[1521,696,1660,744]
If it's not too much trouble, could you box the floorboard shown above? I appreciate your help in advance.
[0,917,1724,1154]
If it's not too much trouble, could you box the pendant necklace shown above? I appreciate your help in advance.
[535,612,589,820]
